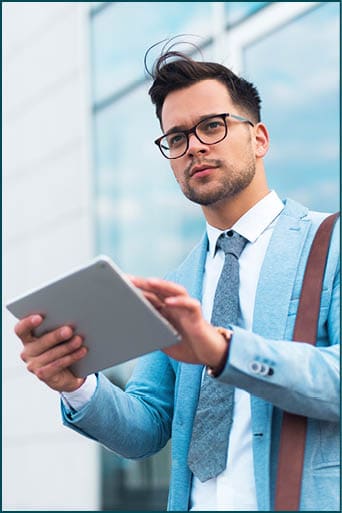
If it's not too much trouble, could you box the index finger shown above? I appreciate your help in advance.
[14,314,44,342]
[143,278,188,299]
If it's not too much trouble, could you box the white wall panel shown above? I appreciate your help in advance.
[5,144,91,243]
[3,312,23,373]
[4,11,80,115]
[4,78,86,177]
[5,372,70,438]
[4,435,99,511]
[5,210,94,300]
[3,3,99,510]
[3,3,75,56]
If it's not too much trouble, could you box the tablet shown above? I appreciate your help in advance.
[6,255,180,377]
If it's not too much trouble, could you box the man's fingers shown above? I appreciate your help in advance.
[131,276,187,297]
[20,325,74,359]
[14,316,88,392]
[35,346,87,382]
[14,315,44,342]
[129,276,148,289]
[131,276,192,310]
[25,335,84,371]
[147,278,188,296]
[130,276,176,304]
[164,295,201,314]
[142,291,164,310]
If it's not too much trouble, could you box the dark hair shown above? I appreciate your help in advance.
[147,50,262,124]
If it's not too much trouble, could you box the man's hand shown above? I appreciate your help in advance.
[130,277,228,369]
[15,314,88,392]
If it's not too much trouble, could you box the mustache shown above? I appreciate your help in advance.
[184,158,222,178]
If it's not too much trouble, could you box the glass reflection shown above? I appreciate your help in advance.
[92,2,213,103]
[244,2,339,211]
[225,2,269,24]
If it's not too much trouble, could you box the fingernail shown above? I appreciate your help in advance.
[147,278,159,284]
[31,315,42,325]
[60,327,72,338]
[79,346,87,356]
[71,337,82,347]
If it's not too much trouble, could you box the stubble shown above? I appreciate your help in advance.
[180,157,256,206]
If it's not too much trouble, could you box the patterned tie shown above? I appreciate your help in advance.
[187,230,248,482]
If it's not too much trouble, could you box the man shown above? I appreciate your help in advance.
[15,49,340,511]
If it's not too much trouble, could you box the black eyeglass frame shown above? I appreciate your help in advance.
[154,112,255,159]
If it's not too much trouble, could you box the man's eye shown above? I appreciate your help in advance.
[167,133,185,148]
[202,120,223,132]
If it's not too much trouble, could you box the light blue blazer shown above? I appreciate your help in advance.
[62,199,340,511]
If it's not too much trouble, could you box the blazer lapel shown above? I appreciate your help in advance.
[173,231,209,404]
[170,232,208,301]
[253,198,310,340]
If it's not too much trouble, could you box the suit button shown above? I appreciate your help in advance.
[249,361,262,374]
[259,363,270,376]
[249,361,274,377]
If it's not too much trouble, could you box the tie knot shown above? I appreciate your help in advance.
[216,230,247,258]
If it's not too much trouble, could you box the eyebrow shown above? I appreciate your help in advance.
[164,113,223,136]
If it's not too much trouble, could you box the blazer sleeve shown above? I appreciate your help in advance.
[218,222,340,422]
[61,349,175,459]
[219,328,339,421]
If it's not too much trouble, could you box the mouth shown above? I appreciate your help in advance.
[190,165,217,178]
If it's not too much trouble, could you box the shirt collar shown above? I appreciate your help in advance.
[206,190,284,258]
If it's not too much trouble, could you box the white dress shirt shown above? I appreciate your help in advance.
[62,190,284,511]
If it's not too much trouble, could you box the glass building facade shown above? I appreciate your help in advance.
[89,2,339,510]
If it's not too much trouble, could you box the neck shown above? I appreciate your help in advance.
[202,173,270,230]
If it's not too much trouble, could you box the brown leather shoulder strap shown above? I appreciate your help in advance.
[274,212,339,511]
[293,212,340,344]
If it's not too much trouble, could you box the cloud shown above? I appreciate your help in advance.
[246,4,339,108]
[289,178,339,212]
[267,139,339,164]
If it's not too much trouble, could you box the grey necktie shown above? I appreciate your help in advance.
[187,230,247,482]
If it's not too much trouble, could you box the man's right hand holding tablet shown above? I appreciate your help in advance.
[15,314,88,392]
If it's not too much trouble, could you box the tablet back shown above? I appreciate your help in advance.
[7,256,180,377]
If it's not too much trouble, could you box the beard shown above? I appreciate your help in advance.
[180,157,256,206]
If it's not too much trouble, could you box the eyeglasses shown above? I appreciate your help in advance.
[154,112,254,159]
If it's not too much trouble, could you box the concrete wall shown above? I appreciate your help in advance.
[3,3,99,510]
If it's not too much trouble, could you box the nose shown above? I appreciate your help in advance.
[187,132,209,157]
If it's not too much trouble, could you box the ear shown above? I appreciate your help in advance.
[254,122,270,158]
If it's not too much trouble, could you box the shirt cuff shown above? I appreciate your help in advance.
[206,327,232,377]
[60,374,97,411]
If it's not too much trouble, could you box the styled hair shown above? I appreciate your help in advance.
[147,50,262,125]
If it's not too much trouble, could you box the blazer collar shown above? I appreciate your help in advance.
[206,190,284,257]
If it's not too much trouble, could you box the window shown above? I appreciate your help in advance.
[225,1,269,24]
[90,2,339,510]
[244,2,339,211]
[92,2,214,103]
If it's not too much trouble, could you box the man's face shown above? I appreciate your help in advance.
[160,79,257,206]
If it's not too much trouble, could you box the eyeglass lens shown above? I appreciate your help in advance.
[161,115,227,158]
